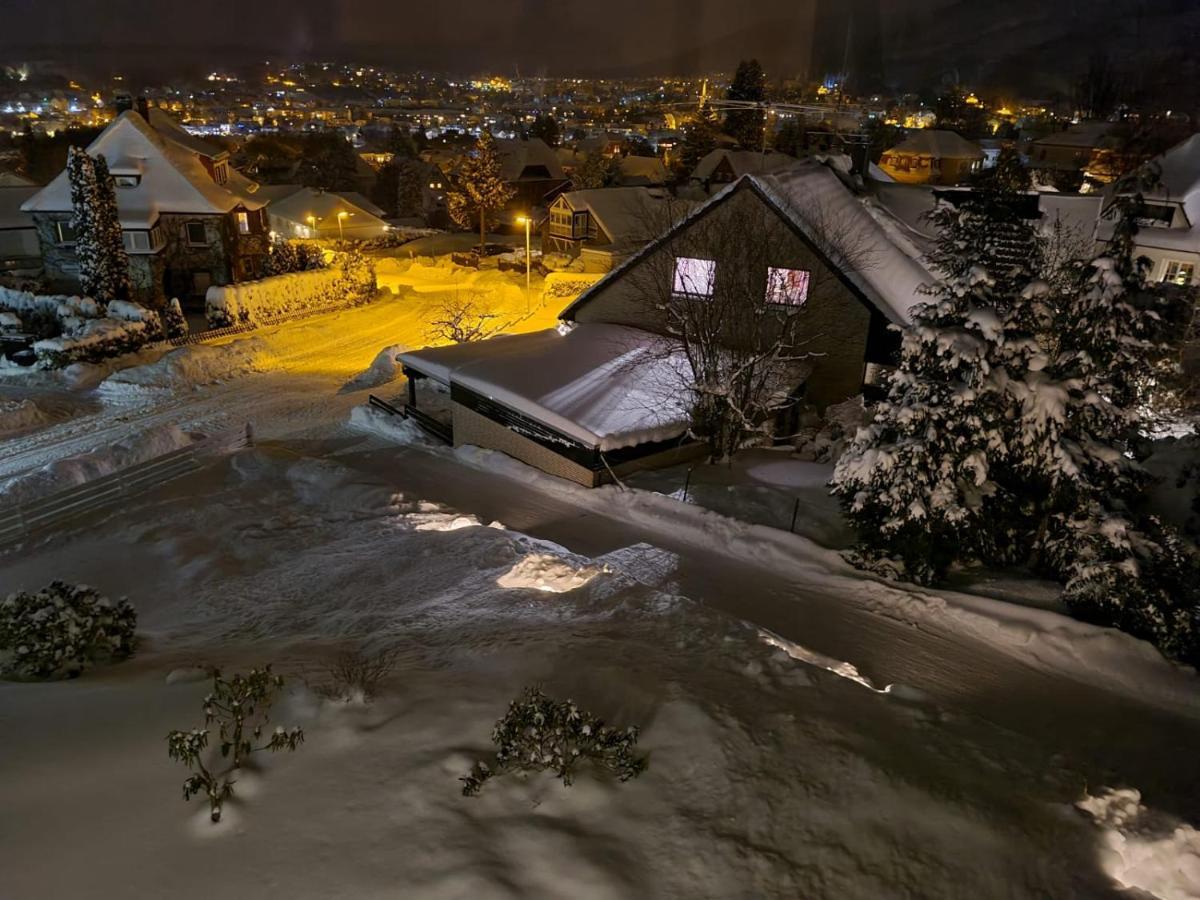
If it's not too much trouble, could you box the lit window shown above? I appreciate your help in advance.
[673,257,716,298]
[1163,261,1194,286]
[113,174,140,188]
[766,267,811,306]
[55,221,77,245]
[185,222,207,245]
[236,211,250,234]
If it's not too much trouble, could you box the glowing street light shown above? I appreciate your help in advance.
[306,214,317,238]
[515,214,532,313]
[337,210,351,242]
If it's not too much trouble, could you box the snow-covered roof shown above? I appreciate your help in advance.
[1031,121,1115,150]
[21,110,264,228]
[400,324,691,452]
[758,165,934,323]
[557,187,673,247]
[691,149,799,182]
[617,155,668,186]
[493,138,566,182]
[1125,133,1200,228]
[0,171,35,188]
[263,186,389,231]
[886,131,983,161]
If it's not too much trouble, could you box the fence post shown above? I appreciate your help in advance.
[682,465,694,502]
[789,497,800,534]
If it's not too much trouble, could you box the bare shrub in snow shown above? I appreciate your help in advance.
[461,687,646,796]
[427,291,509,344]
[0,581,136,680]
[311,648,397,703]
[167,666,304,823]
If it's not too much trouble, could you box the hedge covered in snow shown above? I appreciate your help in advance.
[205,249,377,328]
[542,272,603,302]
[0,582,137,680]
[0,285,172,367]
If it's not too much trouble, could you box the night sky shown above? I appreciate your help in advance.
[2,0,1198,95]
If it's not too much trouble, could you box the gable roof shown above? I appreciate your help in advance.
[886,130,983,161]
[556,187,676,247]
[1031,121,1115,150]
[563,161,934,326]
[691,149,799,182]
[21,110,264,228]
[617,155,667,186]
[493,137,566,182]
[262,186,389,230]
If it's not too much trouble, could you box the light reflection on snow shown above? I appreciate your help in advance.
[497,554,600,594]
[757,629,895,694]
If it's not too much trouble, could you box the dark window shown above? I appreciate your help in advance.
[185,222,207,245]
[55,221,77,245]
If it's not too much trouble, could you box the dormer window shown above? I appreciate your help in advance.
[214,162,228,185]
[114,174,140,188]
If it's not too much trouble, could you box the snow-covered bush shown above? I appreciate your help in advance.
[167,666,304,823]
[1046,511,1200,665]
[266,239,327,276]
[0,582,136,680]
[542,272,602,301]
[33,317,151,368]
[461,687,647,796]
[206,249,376,328]
[162,298,188,341]
[793,396,867,463]
[0,311,22,335]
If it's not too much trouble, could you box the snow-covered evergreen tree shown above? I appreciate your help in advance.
[66,148,130,307]
[396,158,425,220]
[91,154,132,304]
[832,268,1017,582]
[447,132,515,254]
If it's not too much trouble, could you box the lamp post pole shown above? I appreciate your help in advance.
[337,212,346,242]
[524,216,531,310]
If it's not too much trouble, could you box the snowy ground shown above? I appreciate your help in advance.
[3,254,1200,898]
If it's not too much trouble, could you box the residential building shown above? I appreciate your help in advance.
[1027,121,1117,185]
[493,137,570,219]
[542,187,676,272]
[878,131,984,186]
[1096,133,1200,286]
[400,162,931,486]
[21,106,269,306]
[689,149,799,195]
[257,185,390,241]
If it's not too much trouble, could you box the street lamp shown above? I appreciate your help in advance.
[515,214,532,313]
[306,214,317,238]
[337,210,350,242]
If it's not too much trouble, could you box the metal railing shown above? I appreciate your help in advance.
[367,393,452,444]
[0,425,252,548]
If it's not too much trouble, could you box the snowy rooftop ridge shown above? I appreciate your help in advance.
[21,109,265,227]
[399,324,691,452]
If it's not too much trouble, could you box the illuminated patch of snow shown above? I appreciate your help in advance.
[497,553,600,593]
[757,628,895,695]
[412,514,481,532]
[1077,788,1200,900]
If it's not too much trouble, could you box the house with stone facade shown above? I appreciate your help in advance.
[399,161,932,486]
[21,106,269,307]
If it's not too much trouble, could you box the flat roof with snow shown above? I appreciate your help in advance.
[399,324,691,452]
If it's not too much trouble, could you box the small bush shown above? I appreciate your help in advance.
[461,687,647,796]
[167,665,304,823]
[311,648,397,703]
[0,581,136,680]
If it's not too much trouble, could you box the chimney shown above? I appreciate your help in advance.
[135,96,151,121]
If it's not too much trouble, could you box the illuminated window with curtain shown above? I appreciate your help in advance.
[236,211,250,234]
[672,257,716,299]
[766,267,811,307]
